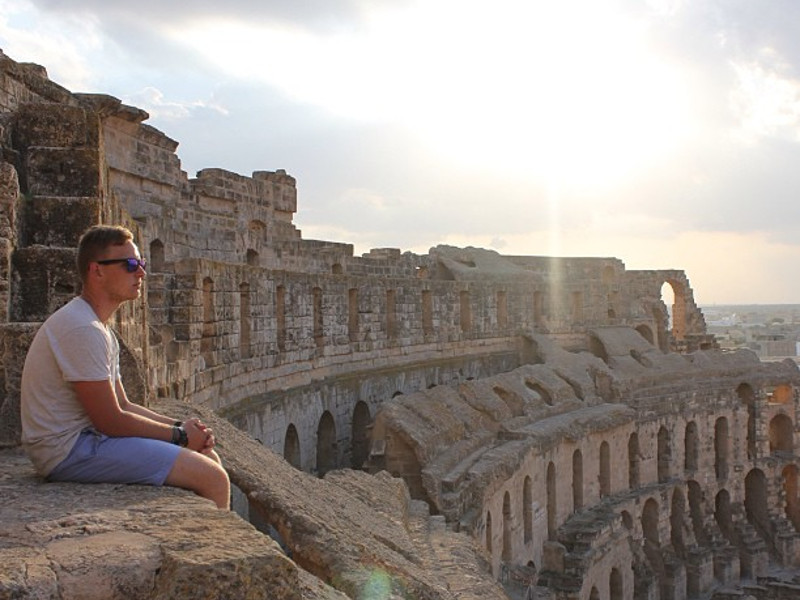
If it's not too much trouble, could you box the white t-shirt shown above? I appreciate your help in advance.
[21,296,120,476]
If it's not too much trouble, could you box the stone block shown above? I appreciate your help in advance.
[25,147,101,197]
[12,102,96,149]
[11,246,77,322]
[25,196,101,247]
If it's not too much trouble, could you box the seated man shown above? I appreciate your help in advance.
[21,224,230,509]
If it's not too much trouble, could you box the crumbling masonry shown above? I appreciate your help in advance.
[1,49,799,600]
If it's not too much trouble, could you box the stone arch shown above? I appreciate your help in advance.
[783,464,800,532]
[573,449,584,511]
[610,567,623,600]
[523,475,533,544]
[316,411,337,477]
[149,239,165,272]
[351,401,371,469]
[502,491,512,563]
[599,441,611,497]
[628,432,640,489]
[715,417,729,480]
[685,421,699,471]
[494,386,524,417]
[769,413,794,454]
[658,426,671,483]
[547,461,557,541]
[331,263,343,275]
[589,587,599,600]
[660,278,687,345]
[642,497,660,546]
[738,382,757,460]
[284,424,301,469]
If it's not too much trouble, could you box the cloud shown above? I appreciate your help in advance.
[123,87,229,121]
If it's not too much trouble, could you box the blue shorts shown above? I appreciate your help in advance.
[47,429,181,486]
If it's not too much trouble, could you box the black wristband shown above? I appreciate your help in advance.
[171,425,188,447]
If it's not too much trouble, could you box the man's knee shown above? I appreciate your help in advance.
[165,449,230,510]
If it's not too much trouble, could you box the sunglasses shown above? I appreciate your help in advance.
[96,257,147,273]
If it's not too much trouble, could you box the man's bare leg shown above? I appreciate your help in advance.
[165,448,230,509]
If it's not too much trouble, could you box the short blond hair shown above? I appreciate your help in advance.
[76,225,134,283]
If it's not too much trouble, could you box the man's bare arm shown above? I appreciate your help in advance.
[114,379,175,425]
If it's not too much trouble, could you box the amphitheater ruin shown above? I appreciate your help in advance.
[1,49,800,600]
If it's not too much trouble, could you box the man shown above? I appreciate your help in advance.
[21,225,230,509]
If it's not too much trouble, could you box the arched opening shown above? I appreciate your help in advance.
[715,417,729,481]
[642,497,665,597]
[572,449,584,511]
[688,480,708,545]
[351,401,371,469]
[246,248,259,266]
[547,462,557,541]
[502,491,512,563]
[239,282,251,360]
[610,567,623,600]
[684,421,699,471]
[670,488,686,557]
[783,464,800,532]
[715,489,735,544]
[599,441,611,498]
[283,424,301,469]
[628,432,640,489]
[523,476,533,543]
[589,587,600,600]
[149,239,165,272]
[771,384,793,404]
[738,383,757,460]
[745,469,771,544]
[658,426,671,483]
[316,411,337,477]
[331,263,343,275]
[769,413,794,454]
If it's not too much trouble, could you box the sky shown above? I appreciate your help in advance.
[1,0,800,304]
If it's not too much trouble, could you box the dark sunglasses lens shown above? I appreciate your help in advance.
[125,258,146,272]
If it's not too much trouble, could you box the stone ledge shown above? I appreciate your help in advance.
[0,448,302,600]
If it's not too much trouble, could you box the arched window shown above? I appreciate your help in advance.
[547,462,557,541]
[284,424,301,469]
[351,401,371,469]
[502,492,512,563]
[628,432,640,489]
[316,411,337,477]
[714,417,729,481]
[658,426,671,483]
[599,441,611,497]
[770,414,794,454]
[523,476,533,543]
[572,449,583,510]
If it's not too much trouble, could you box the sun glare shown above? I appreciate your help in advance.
[168,0,692,189]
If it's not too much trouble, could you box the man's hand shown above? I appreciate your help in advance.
[184,418,216,453]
